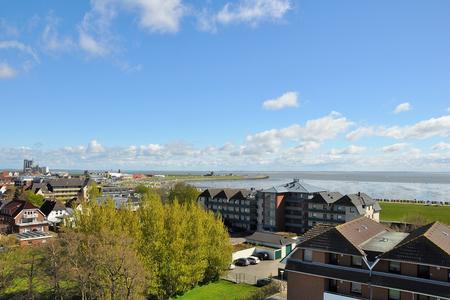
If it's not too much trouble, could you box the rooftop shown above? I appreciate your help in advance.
[360,231,409,253]
[262,179,326,194]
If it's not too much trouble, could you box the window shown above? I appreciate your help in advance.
[418,265,430,279]
[329,253,338,265]
[351,256,362,267]
[328,279,337,292]
[417,295,428,300]
[350,282,361,294]
[388,289,400,300]
[304,249,312,262]
[389,261,401,274]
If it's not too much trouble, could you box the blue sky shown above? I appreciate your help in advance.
[0,0,449,171]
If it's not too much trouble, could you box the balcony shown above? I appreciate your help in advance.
[286,259,450,299]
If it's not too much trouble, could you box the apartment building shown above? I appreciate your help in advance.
[198,188,258,231]
[258,179,327,233]
[307,192,381,228]
[32,178,91,202]
[286,217,450,300]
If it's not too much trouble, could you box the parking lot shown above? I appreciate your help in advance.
[226,259,283,284]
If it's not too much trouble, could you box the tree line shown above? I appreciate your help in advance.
[0,186,232,300]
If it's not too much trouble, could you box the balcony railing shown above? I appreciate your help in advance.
[286,259,450,299]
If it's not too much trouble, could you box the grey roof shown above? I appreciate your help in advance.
[335,192,379,214]
[262,179,326,194]
[311,192,344,204]
[360,231,409,253]
[246,231,296,247]
[199,188,255,200]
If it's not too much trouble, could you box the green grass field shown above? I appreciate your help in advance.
[380,202,450,224]
[173,280,259,300]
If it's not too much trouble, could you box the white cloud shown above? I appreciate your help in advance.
[330,145,366,156]
[78,0,185,56]
[347,115,450,141]
[0,63,17,79]
[79,31,110,56]
[140,144,163,155]
[241,112,352,155]
[382,143,408,153]
[262,91,298,110]
[41,14,75,53]
[87,140,105,153]
[432,142,450,152]
[0,40,40,63]
[0,40,40,76]
[217,0,291,25]
[125,0,185,33]
[394,102,411,114]
[198,0,291,32]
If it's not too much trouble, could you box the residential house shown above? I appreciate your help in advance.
[40,200,73,226]
[0,199,51,245]
[285,217,450,300]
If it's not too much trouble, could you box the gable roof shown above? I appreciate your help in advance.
[199,188,254,201]
[0,200,40,218]
[40,200,67,216]
[335,193,380,213]
[262,179,326,194]
[297,217,389,256]
[381,222,450,267]
[311,192,344,204]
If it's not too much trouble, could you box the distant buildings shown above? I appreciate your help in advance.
[23,159,49,174]
[199,179,381,234]
[285,217,450,300]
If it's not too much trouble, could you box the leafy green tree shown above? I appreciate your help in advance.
[23,190,45,207]
[134,184,150,195]
[42,238,69,300]
[87,182,101,202]
[167,183,199,205]
[13,187,21,200]
[0,236,17,294]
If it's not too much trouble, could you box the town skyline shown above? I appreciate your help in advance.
[1,1,450,171]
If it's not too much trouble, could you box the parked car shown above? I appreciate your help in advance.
[234,258,250,266]
[254,252,270,260]
[247,256,261,265]
[256,278,272,287]
[228,263,236,270]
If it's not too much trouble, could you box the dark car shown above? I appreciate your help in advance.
[234,258,250,266]
[256,278,272,287]
[254,252,270,261]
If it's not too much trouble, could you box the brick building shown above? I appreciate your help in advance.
[285,217,450,300]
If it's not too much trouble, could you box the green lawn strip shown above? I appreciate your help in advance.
[173,280,259,300]
[380,202,450,224]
